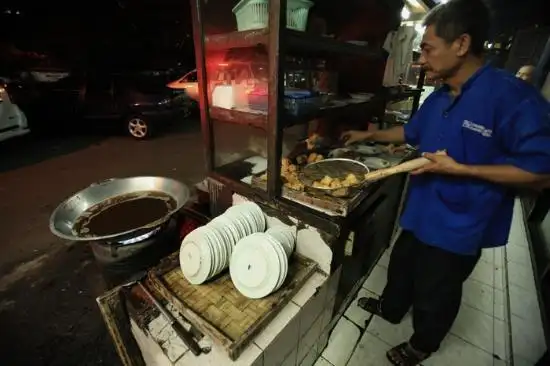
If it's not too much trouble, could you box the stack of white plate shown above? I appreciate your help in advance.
[212,202,266,245]
[230,232,289,299]
[179,202,266,285]
[265,226,296,257]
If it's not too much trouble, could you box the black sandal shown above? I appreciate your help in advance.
[357,297,400,324]
[386,342,431,366]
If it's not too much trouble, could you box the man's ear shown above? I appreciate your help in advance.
[455,34,472,57]
[456,33,472,57]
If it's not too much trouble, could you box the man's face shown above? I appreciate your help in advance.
[516,66,534,82]
[418,25,468,81]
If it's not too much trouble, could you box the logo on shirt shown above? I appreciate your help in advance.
[462,120,492,138]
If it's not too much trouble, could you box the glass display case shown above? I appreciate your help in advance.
[191,0,389,205]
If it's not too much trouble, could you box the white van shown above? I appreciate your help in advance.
[0,83,30,142]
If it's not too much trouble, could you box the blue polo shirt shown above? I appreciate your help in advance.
[400,64,550,255]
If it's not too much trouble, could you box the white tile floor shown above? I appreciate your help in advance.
[314,199,547,366]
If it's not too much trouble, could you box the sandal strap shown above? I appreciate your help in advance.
[388,342,430,366]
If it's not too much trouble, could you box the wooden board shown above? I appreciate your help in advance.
[148,252,318,361]
[96,287,147,366]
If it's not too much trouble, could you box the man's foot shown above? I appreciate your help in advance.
[386,342,431,366]
[357,297,400,324]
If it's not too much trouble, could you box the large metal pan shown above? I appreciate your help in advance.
[299,158,370,198]
[50,176,190,242]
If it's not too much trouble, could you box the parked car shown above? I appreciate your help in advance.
[167,69,199,101]
[20,72,193,139]
[0,83,30,142]
[167,47,269,105]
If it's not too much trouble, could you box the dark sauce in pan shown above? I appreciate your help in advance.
[73,192,177,237]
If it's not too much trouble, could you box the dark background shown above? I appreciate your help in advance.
[1,0,549,73]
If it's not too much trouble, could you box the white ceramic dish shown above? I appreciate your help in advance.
[266,227,295,258]
[362,157,391,170]
[353,145,381,155]
[230,233,281,299]
[180,227,213,285]
[265,235,288,291]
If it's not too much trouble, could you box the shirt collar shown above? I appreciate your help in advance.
[440,63,492,94]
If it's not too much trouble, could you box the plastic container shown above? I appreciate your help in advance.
[247,89,322,116]
[232,0,314,32]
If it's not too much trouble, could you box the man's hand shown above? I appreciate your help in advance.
[411,151,467,176]
[340,130,373,146]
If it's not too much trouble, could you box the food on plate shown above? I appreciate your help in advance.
[344,173,359,185]
[386,144,408,155]
[307,152,324,164]
[306,133,321,150]
[261,158,305,191]
[320,175,333,186]
[296,154,308,165]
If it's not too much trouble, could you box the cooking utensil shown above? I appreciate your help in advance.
[299,158,370,198]
[363,157,431,183]
[123,271,208,356]
[50,176,190,242]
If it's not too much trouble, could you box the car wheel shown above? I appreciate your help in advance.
[127,116,152,139]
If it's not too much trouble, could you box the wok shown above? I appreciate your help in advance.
[49,176,190,242]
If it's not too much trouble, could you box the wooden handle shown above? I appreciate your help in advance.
[363,157,430,183]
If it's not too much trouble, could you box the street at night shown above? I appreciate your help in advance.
[1,0,550,364]
[0,121,204,365]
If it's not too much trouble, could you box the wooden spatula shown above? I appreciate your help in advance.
[363,157,431,183]
[363,150,446,183]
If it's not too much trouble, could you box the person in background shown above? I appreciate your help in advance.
[516,64,536,83]
[341,0,550,365]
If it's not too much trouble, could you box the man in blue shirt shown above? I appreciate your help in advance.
[342,0,550,364]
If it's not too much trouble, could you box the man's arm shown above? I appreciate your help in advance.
[371,126,406,143]
[460,164,550,188]
[417,95,550,189]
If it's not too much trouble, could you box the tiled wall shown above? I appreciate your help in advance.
[506,199,546,365]
[252,268,341,366]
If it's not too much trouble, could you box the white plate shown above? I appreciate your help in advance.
[362,157,391,170]
[265,235,288,291]
[180,228,213,285]
[244,202,266,232]
[233,205,257,235]
[233,202,265,233]
[354,145,381,155]
[209,221,234,259]
[206,229,224,276]
[213,215,239,245]
[266,227,294,258]
[230,233,280,299]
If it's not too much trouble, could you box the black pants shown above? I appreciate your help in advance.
[381,231,481,353]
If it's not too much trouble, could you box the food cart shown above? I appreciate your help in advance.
[93,1,424,365]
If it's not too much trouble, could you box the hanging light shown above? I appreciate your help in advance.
[401,6,411,20]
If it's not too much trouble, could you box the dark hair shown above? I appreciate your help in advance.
[423,0,491,55]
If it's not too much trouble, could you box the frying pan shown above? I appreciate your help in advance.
[49,176,190,242]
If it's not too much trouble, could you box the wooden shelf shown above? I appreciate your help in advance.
[205,29,269,51]
[286,30,384,58]
[204,28,383,59]
[209,106,267,129]
[385,88,422,102]
[209,98,375,129]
